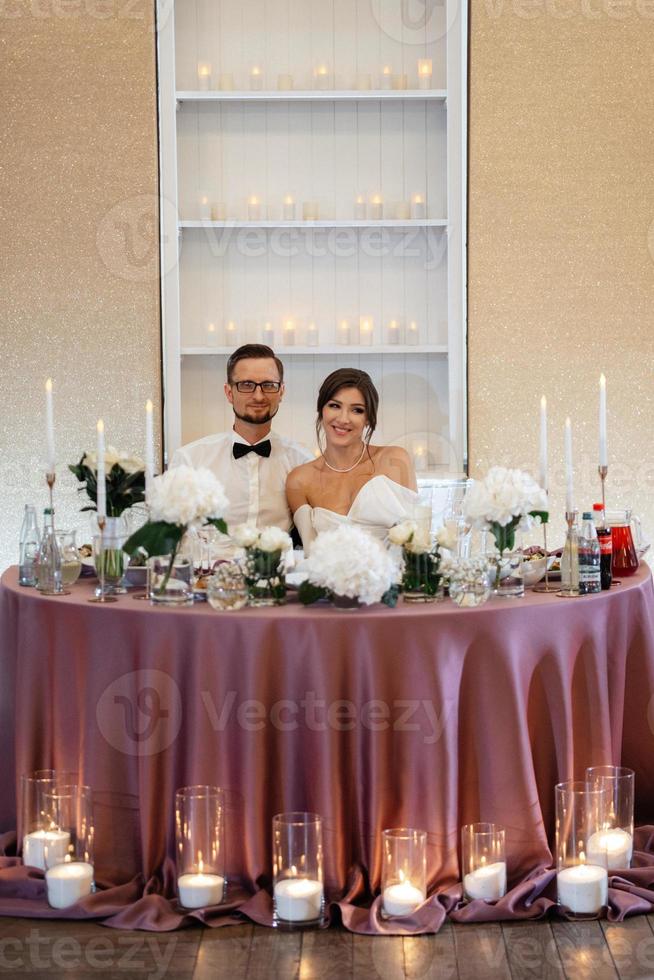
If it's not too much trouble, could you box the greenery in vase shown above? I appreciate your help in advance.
[232,525,292,605]
[69,448,145,517]
[122,466,228,594]
[388,520,442,597]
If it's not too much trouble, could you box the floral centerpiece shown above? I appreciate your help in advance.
[462,467,548,596]
[69,448,146,591]
[123,466,228,603]
[69,448,146,518]
[388,520,442,602]
[231,524,292,606]
[298,525,400,608]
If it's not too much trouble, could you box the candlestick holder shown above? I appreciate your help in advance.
[598,465,608,517]
[88,517,118,603]
[533,504,558,593]
[557,510,580,598]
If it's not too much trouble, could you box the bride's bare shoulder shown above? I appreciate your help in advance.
[286,458,319,488]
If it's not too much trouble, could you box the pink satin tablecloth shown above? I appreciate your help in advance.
[1,564,654,931]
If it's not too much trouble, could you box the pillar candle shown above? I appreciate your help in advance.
[369,195,383,220]
[250,66,263,90]
[306,322,318,346]
[46,861,94,909]
[418,59,433,90]
[354,195,367,220]
[359,317,373,346]
[197,63,211,90]
[411,194,426,220]
[282,195,296,220]
[380,66,393,90]
[247,196,261,221]
[274,878,323,922]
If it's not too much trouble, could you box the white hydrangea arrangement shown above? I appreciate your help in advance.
[123,466,228,564]
[463,466,548,554]
[299,525,400,607]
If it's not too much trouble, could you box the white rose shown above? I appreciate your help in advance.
[388,520,417,546]
[436,524,458,552]
[116,452,145,475]
[232,524,261,548]
[405,529,432,555]
[258,526,293,554]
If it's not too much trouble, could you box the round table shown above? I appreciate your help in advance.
[1,565,653,894]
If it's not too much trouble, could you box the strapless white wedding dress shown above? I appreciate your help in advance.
[293,475,418,555]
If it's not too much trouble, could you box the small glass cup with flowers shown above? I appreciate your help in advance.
[231,525,292,607]
[440,556,492,608]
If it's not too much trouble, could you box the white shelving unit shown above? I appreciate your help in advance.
[157,0,468,478]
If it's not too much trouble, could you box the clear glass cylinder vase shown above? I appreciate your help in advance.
[401,550,440,603]
[272,812,324,927]
[381,828,427,917]
[147,554,193,605]
[585,766,635,869]
[20,769,78,871]
[42,784,94,909]
[245,550,286,607]
[555,780,609,917]
[175,786,226,909]
[461,823,507,901]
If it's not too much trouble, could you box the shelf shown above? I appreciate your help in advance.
[180,219,447,230]
[177,89,447,103]
[182,345,448,356]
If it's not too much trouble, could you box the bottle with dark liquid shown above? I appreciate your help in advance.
[593,503,612,590]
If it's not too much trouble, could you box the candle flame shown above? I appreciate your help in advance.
[579,850,586,865]
[198,63,211,77]
[97,419,104,434]
[207,323,216,333]
[283,195,294,205]
[409,320,417,331]
[372,194,382,204]
[45,378,53,393]
[226,321,236,332]
[540,394,546,410]
[418,59,432,76]
[383,65,392,75]
[146,399,153,413]
[480,855,486,868]
[600,373,606,388]
[251,66,261,75]
[249,195,259,205]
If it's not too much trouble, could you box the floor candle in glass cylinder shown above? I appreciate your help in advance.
[586,766,635,869]
[381,828,426,917]
[555,781,609,917]
[461,824,507,901]
[42,784,95,909]
[20,770,77,871]
[175,786,226,909]
[273,812,324,927]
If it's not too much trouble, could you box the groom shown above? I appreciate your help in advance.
[171,344,311,530]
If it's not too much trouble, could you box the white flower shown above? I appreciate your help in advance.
[440,555,490,586]
[304,525,399,605]
[258,526,292,554]
[231,524,261,549]
[81,447,144,475]
[388,520,417,546]
[147,466,228,527]
[404,529,432,555]
[436,524,458,552]
[463,467,547,530]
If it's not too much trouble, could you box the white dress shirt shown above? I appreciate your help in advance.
[170,430,312,531]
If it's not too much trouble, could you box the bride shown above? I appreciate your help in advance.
[286,368,418,554]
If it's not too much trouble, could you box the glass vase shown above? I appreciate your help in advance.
[272,812,324,928]
[555,780,609,918]
[93,524,127,596]
[401,550,441,603]
[175,786,226,909]
[244,549,286,607]
[147,554,193,605]
[381,828,427,917]
[42,784,95,909]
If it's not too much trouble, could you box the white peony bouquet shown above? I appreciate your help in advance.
[123,466,228,565]
[463,466,548,554]
[300,525,400,607]
[231,524,292,554]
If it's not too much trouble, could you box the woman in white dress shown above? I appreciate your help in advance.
[286,368,418,555]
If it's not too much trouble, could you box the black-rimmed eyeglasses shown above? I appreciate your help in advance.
[232,380,282,393]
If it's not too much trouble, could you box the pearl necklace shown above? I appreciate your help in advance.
[322,444,367,473]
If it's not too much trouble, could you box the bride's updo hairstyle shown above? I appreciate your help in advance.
[316,368,379,454]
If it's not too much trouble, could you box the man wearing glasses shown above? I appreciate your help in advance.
[171,344,311,531]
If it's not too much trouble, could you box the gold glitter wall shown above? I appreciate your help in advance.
[0,4,161,569]
[468,2,654,547]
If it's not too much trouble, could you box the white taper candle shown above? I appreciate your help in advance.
[539,395,548,492]
[564,417,574,514]
[145,399,154,499]
[599,374,608,468]
[96,419,106,520]
[45,378,55,474]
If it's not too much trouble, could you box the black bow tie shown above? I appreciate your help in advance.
[233,440,272,460]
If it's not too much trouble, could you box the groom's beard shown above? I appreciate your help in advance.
[233,404,279,426]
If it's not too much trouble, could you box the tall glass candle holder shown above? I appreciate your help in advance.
[272,812,324,928]
[175,786,225,909]
[21,770,77,870]
[555,780,608,917]
[461,823,507,901]
[381,828,426,917]
[42,784,94,909]
[585,766,634,869]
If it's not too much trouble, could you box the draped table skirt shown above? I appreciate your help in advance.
[1,564,654,932]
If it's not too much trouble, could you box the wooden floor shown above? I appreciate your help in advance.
[1,916,654,979]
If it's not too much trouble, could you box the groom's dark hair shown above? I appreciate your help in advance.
[226,344,284,384]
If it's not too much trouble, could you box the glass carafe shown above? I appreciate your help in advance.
[56,531,82,587]
[605,509,640,577]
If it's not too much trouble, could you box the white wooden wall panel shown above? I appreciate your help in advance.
[162,0,467,475]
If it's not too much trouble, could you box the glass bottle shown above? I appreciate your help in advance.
[593,503,613,591]
[36,508,63,594]
[578,512,601,595]
[560,517,580,593]
[19,505,40,586]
